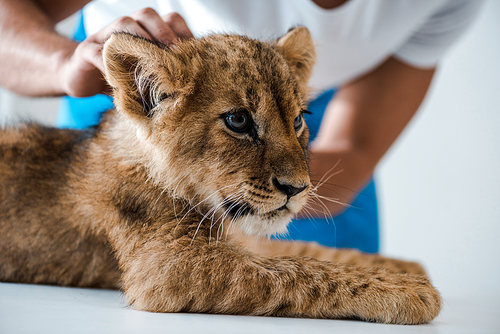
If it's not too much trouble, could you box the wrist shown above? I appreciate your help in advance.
[52,41,78,96]
[304,146,375,216]
[309,143,375,181]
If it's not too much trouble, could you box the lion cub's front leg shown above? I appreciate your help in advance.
[237,234,427,276]
[113,225,440,325]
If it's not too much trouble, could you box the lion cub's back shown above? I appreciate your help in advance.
[1,123,87,162]
[0,123,89,219]
[1,123,88,185]
[1,124,84,202]
[0,124,120,288]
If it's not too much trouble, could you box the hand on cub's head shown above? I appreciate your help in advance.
[60,8,192,98]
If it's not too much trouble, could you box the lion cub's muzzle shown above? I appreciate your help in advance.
[221,176,310,217]
[223,176,310,236]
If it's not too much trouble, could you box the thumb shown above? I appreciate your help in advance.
[81,41,105,73]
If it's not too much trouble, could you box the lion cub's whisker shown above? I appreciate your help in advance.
[206,191,245,244]
[313,159,342,190]
[177,183,239,225]
[311,192,349,207]
[190,187,244,244]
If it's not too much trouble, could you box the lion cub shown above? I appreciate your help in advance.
[0,27,440,324]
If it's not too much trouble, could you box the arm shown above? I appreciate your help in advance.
[0,0,89,96]
[0,0,192,97]
[306,57,435,215]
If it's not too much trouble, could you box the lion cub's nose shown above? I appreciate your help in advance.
[272,178,308,198]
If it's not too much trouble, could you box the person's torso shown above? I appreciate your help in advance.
[84,0,448,91]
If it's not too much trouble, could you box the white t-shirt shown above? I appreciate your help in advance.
[84,0,482,92]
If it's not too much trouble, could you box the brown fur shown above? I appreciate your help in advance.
[0,28,440,324]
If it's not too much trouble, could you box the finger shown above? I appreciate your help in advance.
[130,7,178,44]
[91,16,155,45]
[80,41,105,73]
[162,12,194,39]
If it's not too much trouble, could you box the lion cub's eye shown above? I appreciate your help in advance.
[294,114,303,131]
[158,93,170,103]
[225,109,251,133]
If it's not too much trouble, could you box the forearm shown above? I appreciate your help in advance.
[306,147,373,215]
[0,0,83,96]
[306,104,377,216]
[1,3,193,98]
[307,57,435,215]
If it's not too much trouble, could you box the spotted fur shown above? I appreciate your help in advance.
[0,28,440,324]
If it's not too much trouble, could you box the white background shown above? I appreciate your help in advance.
[1,0,499,304]
[377,0,500,299]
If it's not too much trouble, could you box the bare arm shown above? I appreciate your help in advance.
[0,0,89,96]
[306,57,435,215]
[0,0,192,97]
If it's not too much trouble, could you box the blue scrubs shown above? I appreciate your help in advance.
[58,14,379,253]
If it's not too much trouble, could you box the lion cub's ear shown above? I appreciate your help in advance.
[276,27,316,92]
[103,33,184,121]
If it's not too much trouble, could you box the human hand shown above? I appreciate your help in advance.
[59,8,193,97]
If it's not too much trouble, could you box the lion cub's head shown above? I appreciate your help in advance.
[103,27,316,236]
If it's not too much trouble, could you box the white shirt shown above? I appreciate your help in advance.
[84,0,482,92]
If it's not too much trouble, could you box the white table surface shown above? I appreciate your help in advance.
[1,282,499,334]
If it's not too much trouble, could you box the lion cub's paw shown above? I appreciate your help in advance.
[351,272,441,325]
